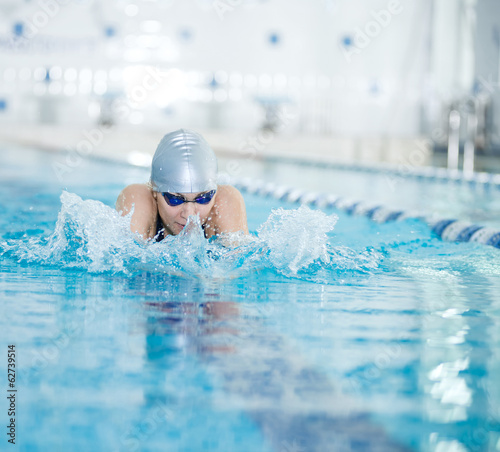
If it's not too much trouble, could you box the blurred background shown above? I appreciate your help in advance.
[0,0,499,173]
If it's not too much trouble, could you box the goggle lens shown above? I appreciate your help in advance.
[162,190,216,207]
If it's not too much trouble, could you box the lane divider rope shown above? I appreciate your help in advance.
[233,177,500,249]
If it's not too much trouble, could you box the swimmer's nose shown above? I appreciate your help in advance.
[180,201,197,219]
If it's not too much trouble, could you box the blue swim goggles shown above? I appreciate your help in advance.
[162,189,216,207]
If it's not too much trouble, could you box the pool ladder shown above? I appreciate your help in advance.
[447,97,487,177]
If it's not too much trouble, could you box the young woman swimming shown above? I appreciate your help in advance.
[116,129,248,240]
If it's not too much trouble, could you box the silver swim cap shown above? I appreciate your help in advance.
[151,129,218,193]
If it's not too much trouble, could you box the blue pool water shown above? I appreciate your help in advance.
[1,145,500,451]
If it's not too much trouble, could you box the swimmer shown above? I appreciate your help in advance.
[116,129,249,241]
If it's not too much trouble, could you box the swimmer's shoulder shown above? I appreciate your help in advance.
[213,185,247,213]
[116,183,157,239]
[214,184,244,202]
[212,184,248,234]
[116,183,155,213]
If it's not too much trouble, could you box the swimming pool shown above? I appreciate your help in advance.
[1,145,500,451]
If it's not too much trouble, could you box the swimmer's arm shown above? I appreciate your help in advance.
[116,184,157,240]
[212,185,249,236]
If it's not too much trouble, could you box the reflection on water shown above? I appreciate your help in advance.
[408,267,499,451]
[134,275,412,452]
[3,247,500,451]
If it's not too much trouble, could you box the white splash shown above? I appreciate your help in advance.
[1,192,382,283]
[258,205,337,274]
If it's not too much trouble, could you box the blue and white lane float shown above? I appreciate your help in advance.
[233,178,500,249]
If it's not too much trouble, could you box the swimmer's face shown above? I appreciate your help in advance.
[155,190,217,236]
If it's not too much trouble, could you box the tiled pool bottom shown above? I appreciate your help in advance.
[1,145,500,451]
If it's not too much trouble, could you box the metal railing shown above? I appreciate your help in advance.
[446,95,490,176]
